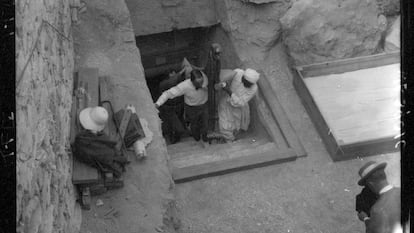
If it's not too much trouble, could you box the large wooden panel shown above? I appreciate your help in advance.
[294,53,400,161]
[304,63,400,145]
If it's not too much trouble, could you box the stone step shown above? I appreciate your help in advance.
[169,137,269,160]
[172,142,297,183]
[167,137,263,156]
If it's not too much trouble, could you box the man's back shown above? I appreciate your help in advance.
[367,187,401,233]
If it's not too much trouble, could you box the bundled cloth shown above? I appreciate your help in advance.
[73,130,129,177]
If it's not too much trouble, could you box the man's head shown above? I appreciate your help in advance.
[358,161,388,193]
[190,69,204,89]
[242,68,260,88]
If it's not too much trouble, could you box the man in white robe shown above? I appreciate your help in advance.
[215,68,260,141]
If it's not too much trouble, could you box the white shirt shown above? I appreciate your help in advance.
[379,184,393,195]
[156,74,208,107]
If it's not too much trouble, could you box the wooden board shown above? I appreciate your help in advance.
[294,53,400,161]
[254,93,289,150]
[172,143,297,183]
[257,74,306,157]
[71,67,100,184]
[72,159,102,184]
[304,63,400,145]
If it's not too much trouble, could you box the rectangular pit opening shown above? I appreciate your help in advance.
[135,25,298,182]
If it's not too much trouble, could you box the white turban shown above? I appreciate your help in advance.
[243,68,260,84]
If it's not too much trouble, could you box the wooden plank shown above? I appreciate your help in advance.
[293,69,343,157]
[257,74,306,157]
[72,158,103,184]
[172,144,297,183]
[70,72,79,144]
[254,93,289,150]
[79,67,99,106]
[332,137,399,161]
[299,52,400,77]
[72,68,100,184]
[303,63,400,145]
[171,138,269,162]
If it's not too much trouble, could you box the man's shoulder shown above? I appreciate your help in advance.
[371,187,401,212]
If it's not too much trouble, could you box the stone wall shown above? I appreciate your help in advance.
[16,0,81,233]
[125,0,218,36]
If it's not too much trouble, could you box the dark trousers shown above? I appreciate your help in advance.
[160,104,185,141]
[185,103,208,142]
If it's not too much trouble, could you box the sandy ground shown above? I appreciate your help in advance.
[173,45,401,233]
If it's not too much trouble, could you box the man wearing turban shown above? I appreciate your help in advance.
[215,68,260,141]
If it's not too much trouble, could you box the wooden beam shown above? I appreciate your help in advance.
[257,75,306,157]
[332,137,399,162]
[71,68,100,184]
[78,67,99,106]
[298,52,400,77]
[254,93,289,151]
[293,69,343,157]
[172,143,297,183]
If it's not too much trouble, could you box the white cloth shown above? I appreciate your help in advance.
[132,117,153,157]
[218,69,258,140]
[379,185,393,195]
[155,75,208,107]
[244,68,260,84]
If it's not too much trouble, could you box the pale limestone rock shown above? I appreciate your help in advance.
[280,0,387,65]
[385,15,400,52]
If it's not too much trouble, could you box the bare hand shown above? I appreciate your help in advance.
[357,211,369,222]
[214,83,223,90]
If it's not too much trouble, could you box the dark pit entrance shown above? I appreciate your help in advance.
[136,25,284,182]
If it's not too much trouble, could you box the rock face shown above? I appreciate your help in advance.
[215,0,291,60]
[376,0,400,16]
[280,0,388,65]
[384,15,400,52]
[125,0,218,36]
[16,0,81,233]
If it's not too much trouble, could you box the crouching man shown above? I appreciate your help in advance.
[73,106,129,178]
[215,68,260,142]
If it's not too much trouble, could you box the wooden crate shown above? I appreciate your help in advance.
[293,52,400,161]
